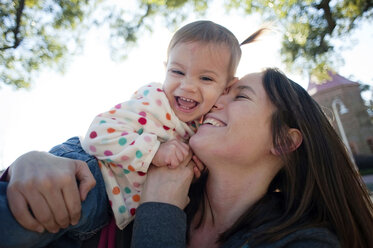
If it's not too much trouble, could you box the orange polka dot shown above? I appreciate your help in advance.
[107,128,115,133]
[132,194,140,202]
[142,102,149,105]
[166,113,171,120]
[112,186,120,195]
[98,161,103,168]
[109,110,116,114]
[128,165,135,172]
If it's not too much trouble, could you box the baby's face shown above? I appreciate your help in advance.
[163,41,232,122]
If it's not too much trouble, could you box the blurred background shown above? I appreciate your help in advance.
[1,0,373,191]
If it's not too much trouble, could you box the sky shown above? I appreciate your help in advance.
[0,2,372,170]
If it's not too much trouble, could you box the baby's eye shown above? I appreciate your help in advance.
[171,70,184,76]
[201,76,213,81]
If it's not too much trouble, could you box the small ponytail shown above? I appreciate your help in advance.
[240,27,269,46]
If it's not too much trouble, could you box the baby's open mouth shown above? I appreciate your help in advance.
[175,96,199,110]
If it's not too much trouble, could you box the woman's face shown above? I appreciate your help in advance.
[190,72,277,168]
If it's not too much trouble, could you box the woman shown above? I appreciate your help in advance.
[132,68,373,247]
[4,68,373,247]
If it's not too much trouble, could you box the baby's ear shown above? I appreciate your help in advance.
[227,77,239,87]
[270,128,303,155]
[224,77,238,94]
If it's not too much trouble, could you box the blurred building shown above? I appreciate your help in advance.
[307,72,373,156]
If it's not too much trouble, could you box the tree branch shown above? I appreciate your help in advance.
[313,0,336,49]
[0,0,25,50]
[316,0,336,33]
[347,0,373,31]
[136,4,152,29]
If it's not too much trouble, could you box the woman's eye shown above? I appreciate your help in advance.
[201,76,213,81]
[171,70,184,76]
[235,95,249,100]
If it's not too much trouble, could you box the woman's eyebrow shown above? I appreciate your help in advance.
[237,85,256,95]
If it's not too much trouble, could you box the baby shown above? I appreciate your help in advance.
[81,20,263,229]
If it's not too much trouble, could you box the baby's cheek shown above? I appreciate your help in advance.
[206,94,221,109]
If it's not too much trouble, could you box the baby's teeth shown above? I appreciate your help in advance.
[180,97,194,102]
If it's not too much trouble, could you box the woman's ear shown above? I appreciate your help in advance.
[270,128,303,155]
[287,128,302,152]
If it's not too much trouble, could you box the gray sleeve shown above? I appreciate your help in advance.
[279,228,341,248]
[131,202,187,248]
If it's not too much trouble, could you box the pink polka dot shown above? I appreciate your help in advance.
[156,99,162,106]
[89,145,96,152]
[130,141,135,145]
[90,131,97,139]
[133,182,140,188]
[115,104,121,109]
[144,136,152,142]
[139,111,146,117]
[108,170,114,177]
[104,150,113,156]
[121,131,128,136]
[156,88,163,92]
[163,125,170,130]
[137,172,146,176]
[138,117,147,125]
[121,155,129,161]
[117,163,123,168]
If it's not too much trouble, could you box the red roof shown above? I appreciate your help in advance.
[307,72,359,96]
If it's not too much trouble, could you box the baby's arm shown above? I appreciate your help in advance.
[82,82,193,173]
[81,107,160,173]
[152,139,190,168]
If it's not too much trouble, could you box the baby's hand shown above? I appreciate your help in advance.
[152,139,190,168]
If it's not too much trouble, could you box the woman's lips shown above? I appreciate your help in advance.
[202,116,226,127]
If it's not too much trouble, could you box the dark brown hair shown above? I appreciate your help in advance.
[167,20,265,81]
[187,68,373,248]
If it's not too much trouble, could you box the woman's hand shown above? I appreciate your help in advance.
[192,155,205,180]
[141,153,196,210]
[6,151,96,233]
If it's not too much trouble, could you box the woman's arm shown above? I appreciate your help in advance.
[132,202,187,248]
[131,160,195,247]
[6,151,96,233]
